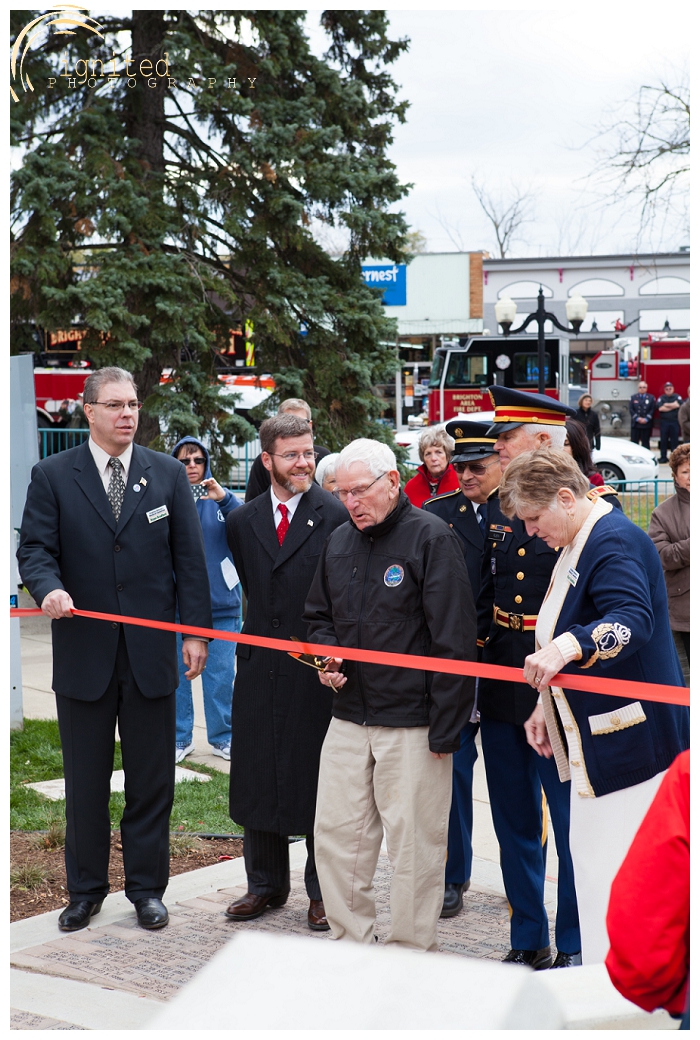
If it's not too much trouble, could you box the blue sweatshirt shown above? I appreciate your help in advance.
[171,437,242,618]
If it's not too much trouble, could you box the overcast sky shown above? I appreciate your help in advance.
[310,5,690,258]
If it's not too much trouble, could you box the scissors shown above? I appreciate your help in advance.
[287,636,338,692]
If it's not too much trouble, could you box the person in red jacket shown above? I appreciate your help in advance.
[605,750,689,1020]
[404,427,460,507]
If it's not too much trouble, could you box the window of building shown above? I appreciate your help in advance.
[638,277,690,296]
[568,278,624,297]
[639,309,691,331]
[498,281,553,300]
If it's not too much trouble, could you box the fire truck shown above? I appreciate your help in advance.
[588,336,690,438]
[29,324,272,428]
[426,336,570,423]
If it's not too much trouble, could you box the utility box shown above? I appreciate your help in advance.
[11,354,40,729]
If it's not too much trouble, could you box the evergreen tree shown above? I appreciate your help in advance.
[11,10,410,465]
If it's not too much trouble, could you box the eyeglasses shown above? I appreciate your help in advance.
[332,473,387,502]
[180,456,207,466]
[88,400,142,412]
[452,459,499,475]
[268,451,318,462]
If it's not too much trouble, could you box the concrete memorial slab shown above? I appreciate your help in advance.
[24,767,210,801]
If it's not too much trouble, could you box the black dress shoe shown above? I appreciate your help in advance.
[502,946,553,970]
[134,897,169,930]
[224,891,289,921]
[551,950,582,968]
[58,900,103,932]
[440,881,471,918]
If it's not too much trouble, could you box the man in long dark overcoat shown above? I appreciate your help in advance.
[225,413,347,930]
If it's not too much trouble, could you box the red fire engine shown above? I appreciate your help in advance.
[426,336,570,423]
[588,336,689,437]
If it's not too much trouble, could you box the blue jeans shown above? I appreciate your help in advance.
[175,616,240,749]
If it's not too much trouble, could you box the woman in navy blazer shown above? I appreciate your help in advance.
[499,449,689,966]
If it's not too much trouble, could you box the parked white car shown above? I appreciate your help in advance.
[395,412,658,483]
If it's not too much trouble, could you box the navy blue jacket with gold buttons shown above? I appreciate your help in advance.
[422,489,484,598]
[476,490,559,725]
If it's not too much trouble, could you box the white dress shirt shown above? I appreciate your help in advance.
[270,487,303,530]
[88,439,133,493]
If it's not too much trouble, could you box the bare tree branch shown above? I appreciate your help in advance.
[589,74,689,245]
[429,202,466,252]
[470,176,537,258]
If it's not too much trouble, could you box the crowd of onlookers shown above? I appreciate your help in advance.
[19,373,688,1024]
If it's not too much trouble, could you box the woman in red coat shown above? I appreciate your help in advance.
[605,750,689,1020]
[404,427,460,507]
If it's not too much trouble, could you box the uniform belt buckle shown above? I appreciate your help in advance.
[509,613,524,632]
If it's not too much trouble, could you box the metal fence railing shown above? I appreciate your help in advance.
[38,428,90,457]
[37,432,675,529]
[606,479,676,530]
[38,428,259,491]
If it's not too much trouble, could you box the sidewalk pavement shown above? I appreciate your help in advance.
[11,606,676,1030]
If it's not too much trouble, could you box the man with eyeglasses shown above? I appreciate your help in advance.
[244,397,332,502]
[305,438,476,951]
[18,366,212,934]
[422,420,502,920]
[224,413,347,930]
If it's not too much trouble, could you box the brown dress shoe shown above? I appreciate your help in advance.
[224,891,289,921]
[308,899,330,931]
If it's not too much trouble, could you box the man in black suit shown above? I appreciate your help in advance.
[225,413,348,930]
[423,420,501,919]
[18,367,212,933]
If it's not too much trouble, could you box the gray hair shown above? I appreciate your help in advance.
[259,413,313,454]
[83,366,137,404]
[278,398,312,420]
[418,427,455,461]
[336,439,397,480]
[517,423,567,450]
[315,453,340,488]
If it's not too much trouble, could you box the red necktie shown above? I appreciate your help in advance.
[277,503,289,546]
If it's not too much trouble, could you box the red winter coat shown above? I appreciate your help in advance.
[404,464,460,508]
[605,750,689,1017]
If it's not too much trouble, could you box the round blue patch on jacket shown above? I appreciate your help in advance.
[384,565,404,587]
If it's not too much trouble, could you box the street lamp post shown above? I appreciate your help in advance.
[494,287,588,394]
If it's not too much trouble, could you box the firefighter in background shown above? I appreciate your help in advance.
[629,381,656,450]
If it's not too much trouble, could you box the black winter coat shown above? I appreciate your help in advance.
[304,492,476,753]
[226,482,348,834]
[575,406,601,450]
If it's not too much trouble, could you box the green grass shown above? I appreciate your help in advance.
[10,718,242,835]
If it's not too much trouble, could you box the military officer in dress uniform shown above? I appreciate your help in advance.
[423,421,501,918]
[476,387,582,970]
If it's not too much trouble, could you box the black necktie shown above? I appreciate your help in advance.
[476,504,487,537]
[107,457,125,520]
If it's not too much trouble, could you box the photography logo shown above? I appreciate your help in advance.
[11,4,103,102]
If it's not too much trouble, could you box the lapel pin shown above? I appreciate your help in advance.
[133,484,141,492]
[307,519,314,526]
[140,477,148,486]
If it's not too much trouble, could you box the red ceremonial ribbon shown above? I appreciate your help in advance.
[11,607,689,707]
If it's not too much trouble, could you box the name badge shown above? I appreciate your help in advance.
[567,566,579,587]
[147,505,169,524]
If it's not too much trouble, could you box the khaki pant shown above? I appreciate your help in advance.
[315,718,452,952]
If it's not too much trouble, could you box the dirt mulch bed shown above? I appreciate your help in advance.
[10,831,243,923]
